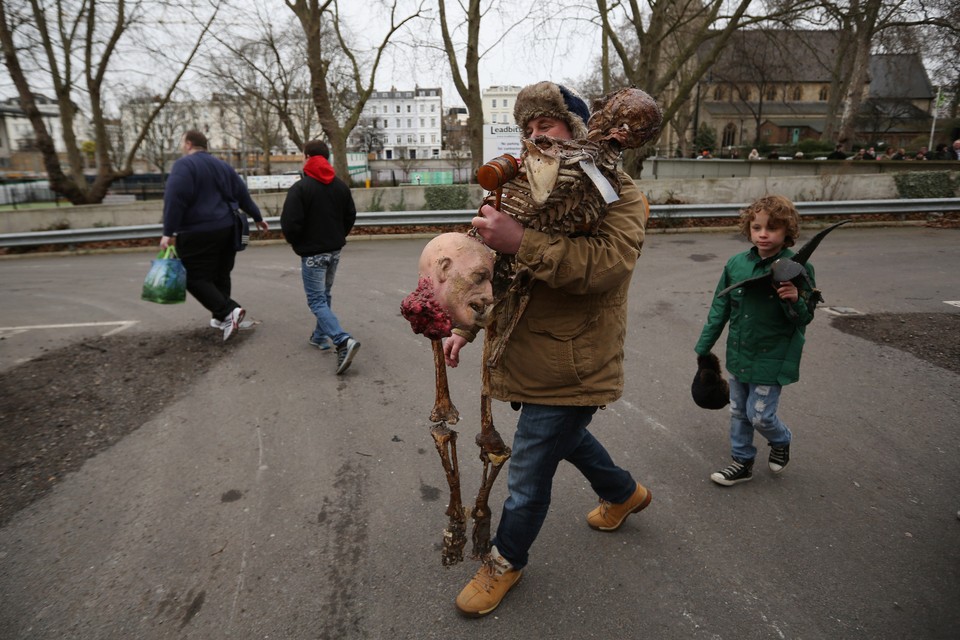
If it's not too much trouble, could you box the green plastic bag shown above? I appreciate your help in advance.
[141,246,187,304]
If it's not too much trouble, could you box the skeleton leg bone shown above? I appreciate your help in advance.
[470,333,513,559]
[470,408,511,559]
[428,338,466,565]
[430,422,467,566]
[430,338,459,425]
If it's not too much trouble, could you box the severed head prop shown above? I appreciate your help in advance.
[401,232,496,340]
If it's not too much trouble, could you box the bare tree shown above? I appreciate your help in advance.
[205,15,321,156]
[348,116,386,155]
[708,30,794,147]
[856,97,921,139]
[589,0,818,160]
[204,54,289,175]
[0,0,221,204]
[924,0,960,121]
[284,0,425,183]
[121,90,196,180]
[804,0,955,145]
[436,0,483,178]
[444,127,471,184]
[434,0,546,178]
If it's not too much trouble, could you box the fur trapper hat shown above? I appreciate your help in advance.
[514,81,590,139]
[691,352,730,410]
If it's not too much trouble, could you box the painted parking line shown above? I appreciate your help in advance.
[0,320,139,337]
[821,306,863,316]
[944,301,960,308]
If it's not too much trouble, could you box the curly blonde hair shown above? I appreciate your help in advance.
[738,195,800,247]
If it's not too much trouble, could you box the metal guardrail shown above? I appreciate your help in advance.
[1,198,957,248]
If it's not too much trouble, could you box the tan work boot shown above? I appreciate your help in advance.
[455,546,523,617]
[586,482,652,531]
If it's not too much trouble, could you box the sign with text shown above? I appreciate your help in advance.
[482,124,523,164]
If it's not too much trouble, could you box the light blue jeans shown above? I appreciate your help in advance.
[491,404,636,570]
[728,375,792,463]
[301,251,350,347]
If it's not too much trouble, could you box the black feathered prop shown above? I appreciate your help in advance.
[691,352,730,410]
[716,219,851,304]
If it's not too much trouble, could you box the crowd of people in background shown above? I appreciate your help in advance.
[695,138,960,161]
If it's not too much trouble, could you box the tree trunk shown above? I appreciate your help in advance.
[836,0,882,146]
[438,0,483,180]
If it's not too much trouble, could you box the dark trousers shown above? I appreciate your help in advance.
[176,225,239,320]
[491,404,635,569]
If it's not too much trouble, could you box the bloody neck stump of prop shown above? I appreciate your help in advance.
[401,276,453,341]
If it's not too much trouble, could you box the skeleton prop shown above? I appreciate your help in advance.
[401,87,663,566]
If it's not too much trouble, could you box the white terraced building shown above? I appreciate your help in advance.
[364,87,444,161]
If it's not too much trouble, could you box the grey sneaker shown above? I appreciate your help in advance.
[710,459,753,486]
[223,307,245,342]
[210,318,226,330]
[309,336,332,351]
[769,444,790,473]
[335,338,360,374]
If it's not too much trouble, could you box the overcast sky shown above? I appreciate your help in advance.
[0,1,605,110]
[335,1,603,107]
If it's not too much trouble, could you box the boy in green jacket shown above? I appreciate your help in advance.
[695,195,817,486]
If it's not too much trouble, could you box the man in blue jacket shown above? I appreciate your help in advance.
[280,140,360,375]
[161,130,268,341]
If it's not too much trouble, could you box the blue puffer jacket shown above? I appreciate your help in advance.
[695,246,816,386]
[162,151,263,236]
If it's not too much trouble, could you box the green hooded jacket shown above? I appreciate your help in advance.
[695,246,816,385]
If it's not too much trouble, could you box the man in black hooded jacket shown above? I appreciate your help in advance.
[280,140,360,375]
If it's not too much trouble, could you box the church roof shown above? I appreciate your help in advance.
[701,30,932,101]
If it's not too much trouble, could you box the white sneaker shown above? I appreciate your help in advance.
[223,307,245,342]
[214,317,255,331]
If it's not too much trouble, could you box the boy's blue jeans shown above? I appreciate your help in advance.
[491,403,636,570]
[301,251,349,346]
[728,375,792,463]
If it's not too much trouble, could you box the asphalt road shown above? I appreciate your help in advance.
[1,226,958,640]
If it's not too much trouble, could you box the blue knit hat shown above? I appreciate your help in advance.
[513,81,590,138]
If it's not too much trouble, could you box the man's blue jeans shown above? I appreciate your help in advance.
[728,375,792,463]
[491,403,636,569]
[301,251,349,346]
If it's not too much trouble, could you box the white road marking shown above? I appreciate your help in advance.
[0,320,139,337]
[821,306,862,316]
